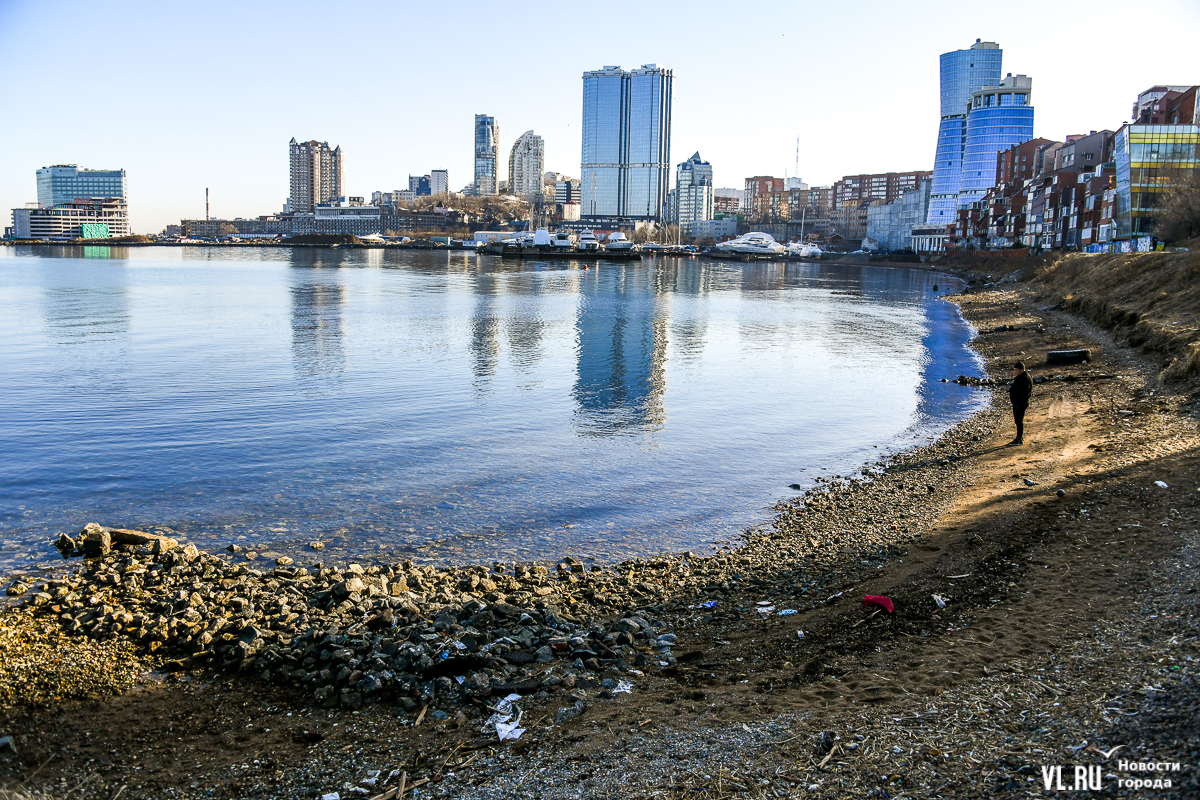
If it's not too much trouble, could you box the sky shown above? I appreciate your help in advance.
[2,0,1198,234]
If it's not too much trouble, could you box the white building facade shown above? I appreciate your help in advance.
[669,151,714,235]
[430,169,449,196]
[12,198,130,239]
[508,131,545,198]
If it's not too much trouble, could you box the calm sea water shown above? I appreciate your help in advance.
[0,246,983,571]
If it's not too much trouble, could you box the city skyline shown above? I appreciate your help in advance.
[1,0,1197,233]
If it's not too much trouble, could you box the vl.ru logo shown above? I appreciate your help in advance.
[1041,765,1102,791]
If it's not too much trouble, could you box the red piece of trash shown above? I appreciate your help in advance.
[863,595,895,613]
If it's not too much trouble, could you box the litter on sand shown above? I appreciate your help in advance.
[614,680,634,694]
[863,595,895,613]
[796,630,805,639]
[932,594,947,608]
[689,600,718,609]
[777,609,798,616]
[1155,481,1170,489]
[756,605,776,614]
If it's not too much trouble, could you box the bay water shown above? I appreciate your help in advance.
[0,246,983,571]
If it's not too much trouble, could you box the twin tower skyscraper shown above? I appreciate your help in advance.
[926,39,1034,226]
[580,64,674,227]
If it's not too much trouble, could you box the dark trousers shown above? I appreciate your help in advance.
[1013,403,1028,440]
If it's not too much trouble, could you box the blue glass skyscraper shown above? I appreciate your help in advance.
[581,67,627,218]
[958,75,1034,205]
[581,64,673,224]
[926,40,1003,226]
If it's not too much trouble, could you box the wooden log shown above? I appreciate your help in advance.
[79,523,178,554]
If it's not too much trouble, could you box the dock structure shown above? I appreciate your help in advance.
[481,242,643,261]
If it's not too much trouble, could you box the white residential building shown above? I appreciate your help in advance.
[508,131,545,198]
[669,151,714,233]
[430,169,449,196]
[289,138,343,214]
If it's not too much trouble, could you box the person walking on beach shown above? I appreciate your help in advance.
[1009,361,1033,445]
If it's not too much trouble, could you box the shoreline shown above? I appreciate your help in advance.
[2,257,1199,798]
[0,239,934,270]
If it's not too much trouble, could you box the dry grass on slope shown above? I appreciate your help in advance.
[1032,249,1200,382]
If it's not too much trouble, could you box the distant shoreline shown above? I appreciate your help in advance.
[1,239,936,268]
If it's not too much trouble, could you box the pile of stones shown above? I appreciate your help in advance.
[11,525,684,714]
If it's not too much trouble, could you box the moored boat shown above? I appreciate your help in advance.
[578,230,602,251]
[715,231,787,255]
[605,231,635,251]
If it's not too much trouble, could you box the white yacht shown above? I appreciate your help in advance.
[605,231,635,251]
[787,241,824,258]
[552,230,575,248]
[578,229,602,251]
[715,231,787,255]
[533,227,553,246]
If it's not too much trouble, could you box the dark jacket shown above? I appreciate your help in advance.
[1010,371,1033,407]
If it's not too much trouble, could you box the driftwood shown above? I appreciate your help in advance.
[55,522,178,559]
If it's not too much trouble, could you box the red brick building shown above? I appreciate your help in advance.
[744,177,784,221]
[832,171,931,209]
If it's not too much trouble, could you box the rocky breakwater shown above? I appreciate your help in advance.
[13,524,708,718]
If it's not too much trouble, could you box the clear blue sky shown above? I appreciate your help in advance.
[2,0,1197,234]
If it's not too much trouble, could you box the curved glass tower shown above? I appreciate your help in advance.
[958,76,1034,204]
[926,40,1003,226]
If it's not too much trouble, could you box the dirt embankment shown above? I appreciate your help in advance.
[1,258,1199,799]
[1028,250,1200,382]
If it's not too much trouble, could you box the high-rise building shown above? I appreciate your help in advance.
[669,151,714,233]
[926,40,1003,226]
[289,139,343,214]
[430,170,449,196]
[744,176,784,221]
[508,131,545,198]
[580,64,673,225]
[555,178,580,204]
[957,74,1035,207]
[474,115,499,196]
[409,175,431,196]
[36,165,126,207]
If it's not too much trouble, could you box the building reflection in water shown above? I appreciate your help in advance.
[468,276,501,392]
[290,265,345,391]
[40,263,130,346]
[572,265,668,436]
